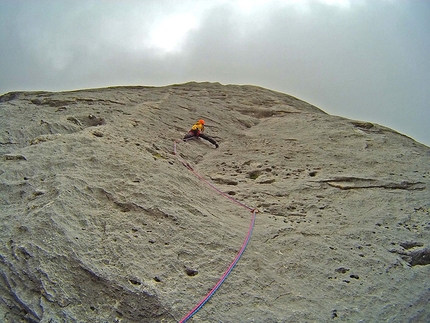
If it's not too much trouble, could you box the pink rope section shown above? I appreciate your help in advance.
[173,140,257,322]
[180,210,256,323]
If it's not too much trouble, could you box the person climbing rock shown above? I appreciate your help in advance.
[183,119,219,148]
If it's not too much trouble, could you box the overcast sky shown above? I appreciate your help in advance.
[1,0,429,146]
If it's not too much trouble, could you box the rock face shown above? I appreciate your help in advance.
[0,82,429,322]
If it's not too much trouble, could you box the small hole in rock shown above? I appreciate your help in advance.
[248,170,261,179]
[185,268,198,277]
[129,279,141,285]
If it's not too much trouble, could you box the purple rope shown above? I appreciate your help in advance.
[179,209,256,322]
[174,140,257,322]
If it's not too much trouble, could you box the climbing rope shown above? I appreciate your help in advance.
[173,140,257,322]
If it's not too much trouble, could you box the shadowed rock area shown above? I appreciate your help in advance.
[1,82,429,322]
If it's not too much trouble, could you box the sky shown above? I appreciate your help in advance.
[1,0,429,146]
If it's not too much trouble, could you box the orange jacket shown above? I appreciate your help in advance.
[190,122,204,133]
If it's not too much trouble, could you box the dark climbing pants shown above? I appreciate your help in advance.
[183,132,218,147]
[199,133,218,146]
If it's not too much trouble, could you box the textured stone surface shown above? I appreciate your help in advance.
[1,82,429,322]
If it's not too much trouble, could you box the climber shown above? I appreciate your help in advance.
[183,119,219,148]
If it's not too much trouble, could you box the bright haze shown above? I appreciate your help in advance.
[1,0,429,146]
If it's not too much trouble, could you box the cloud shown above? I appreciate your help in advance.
[0,0,429,145]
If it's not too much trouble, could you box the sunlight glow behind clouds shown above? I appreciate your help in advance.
[142,0,355,53]
[148,13,199,53]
